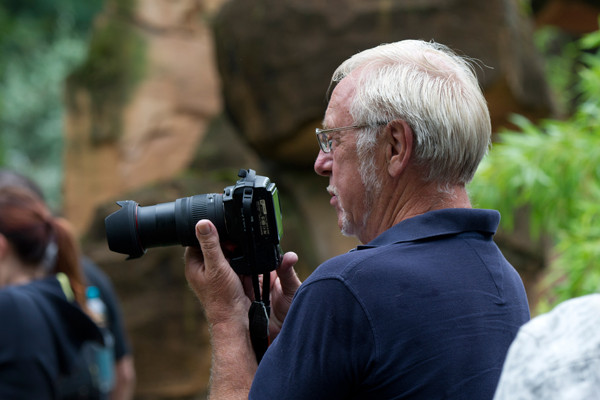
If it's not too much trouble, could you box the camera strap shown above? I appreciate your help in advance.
[248,273,270,363]
[242,186,271,363]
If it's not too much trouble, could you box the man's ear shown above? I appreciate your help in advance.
[386,119,414,177]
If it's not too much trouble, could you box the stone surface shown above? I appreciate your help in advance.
[212,0,554,164]
[64,0,222,236]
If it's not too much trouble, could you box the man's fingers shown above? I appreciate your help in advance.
[276,251,301,295]
[195,220,225,265]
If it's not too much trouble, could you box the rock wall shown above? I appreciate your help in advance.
[64,0,223,236]
[64,0,570,398]
[213,0,554,166]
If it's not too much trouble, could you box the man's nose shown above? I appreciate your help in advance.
[314,150,332,176]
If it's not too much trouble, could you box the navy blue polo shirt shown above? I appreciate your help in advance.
[251,208,530,400]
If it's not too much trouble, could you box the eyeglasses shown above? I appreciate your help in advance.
[315,123,387,153]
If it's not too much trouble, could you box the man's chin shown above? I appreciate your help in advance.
[339,215,355,237]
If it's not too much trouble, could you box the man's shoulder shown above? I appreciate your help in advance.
[303,243,417,295]
[309,247,380,280]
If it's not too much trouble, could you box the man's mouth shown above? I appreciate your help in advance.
[327,185,338,206]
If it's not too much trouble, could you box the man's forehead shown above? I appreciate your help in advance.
[323,75,357,126]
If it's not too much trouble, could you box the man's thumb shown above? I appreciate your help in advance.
[277,252,301,293]
[195,220,221,256]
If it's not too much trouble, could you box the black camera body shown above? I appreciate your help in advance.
[105,169,283,275]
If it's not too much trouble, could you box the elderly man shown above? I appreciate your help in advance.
[185,39,530,399]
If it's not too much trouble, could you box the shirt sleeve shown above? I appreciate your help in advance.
[250,277,375,400]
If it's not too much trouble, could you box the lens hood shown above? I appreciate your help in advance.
[105,200,146,259]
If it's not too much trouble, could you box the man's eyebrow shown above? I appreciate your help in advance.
[321,118,335,130]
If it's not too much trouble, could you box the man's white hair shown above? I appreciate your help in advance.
[330,39,492,189]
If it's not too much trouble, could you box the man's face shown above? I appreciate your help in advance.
[314,76,370,240]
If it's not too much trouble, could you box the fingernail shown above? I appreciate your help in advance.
[197,221,211,235]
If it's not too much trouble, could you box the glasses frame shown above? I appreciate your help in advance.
[315,123,387,153]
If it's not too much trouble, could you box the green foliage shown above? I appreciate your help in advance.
[67,1,147,144]
[0,0,102,210]
[469,27,600,312]
[533,26,581,114]
[0,27,85,209]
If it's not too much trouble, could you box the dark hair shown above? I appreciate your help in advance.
[0,169,46,200]
[0,186,87,308]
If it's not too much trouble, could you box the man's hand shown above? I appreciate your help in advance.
[184,219,249,326]
[269,252,301,338]
[184,219,257,399]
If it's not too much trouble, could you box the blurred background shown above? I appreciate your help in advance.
[1,0,600,398]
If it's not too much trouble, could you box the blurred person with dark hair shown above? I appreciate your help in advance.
[0,169,136,400]
[0,186,104,399]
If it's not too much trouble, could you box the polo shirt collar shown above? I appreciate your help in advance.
[355,208,500,250]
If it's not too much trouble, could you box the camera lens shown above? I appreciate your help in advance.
[105,194,226,259]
